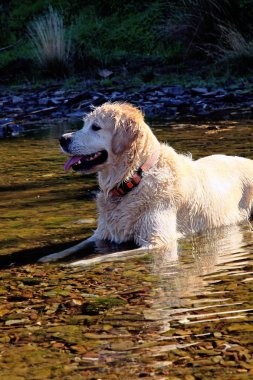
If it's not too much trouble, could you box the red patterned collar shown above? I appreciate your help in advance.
[110,149,160,197]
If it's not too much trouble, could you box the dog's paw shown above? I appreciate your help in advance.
[38,253,61,263]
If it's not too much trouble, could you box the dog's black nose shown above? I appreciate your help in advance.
[59,135,71,149]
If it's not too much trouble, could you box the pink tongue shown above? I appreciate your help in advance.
[64,156,83,171]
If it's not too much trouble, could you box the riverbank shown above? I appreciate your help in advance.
[1,80,253,137]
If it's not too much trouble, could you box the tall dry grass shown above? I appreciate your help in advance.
[28,6,72,75]
[163,0,230,58]
[219,26,253,57]
[216,26,253,72]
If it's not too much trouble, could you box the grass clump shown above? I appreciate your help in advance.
[163,0,231,58]
[28,6,72,76]
[217,26,253,73]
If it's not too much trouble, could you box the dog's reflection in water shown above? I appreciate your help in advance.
[150,223,252,315]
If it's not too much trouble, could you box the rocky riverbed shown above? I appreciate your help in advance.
[0,82,253,137]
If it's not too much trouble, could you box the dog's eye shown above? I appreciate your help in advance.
[91,124,101,131]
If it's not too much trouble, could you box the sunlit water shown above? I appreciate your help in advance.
[0,120,252,379]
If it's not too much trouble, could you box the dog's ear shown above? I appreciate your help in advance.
[111,116,139,155]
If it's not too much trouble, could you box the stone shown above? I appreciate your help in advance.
[38,97,52,106]
[0,117,14,125]
[191,87,208,95]
[12,95,23,104]
[160,98,185,106]
[66,111,85,118]
[0,123,23,138]
[163,86,185,96]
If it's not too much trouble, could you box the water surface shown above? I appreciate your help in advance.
[0,119,252,379]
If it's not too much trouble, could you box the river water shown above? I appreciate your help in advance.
[0,120,252,379]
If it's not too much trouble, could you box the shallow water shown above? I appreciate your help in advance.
[0,120,253,379]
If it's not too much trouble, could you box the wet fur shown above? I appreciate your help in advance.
[39,102,253,264]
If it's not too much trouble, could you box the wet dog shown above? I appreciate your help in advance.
[39,102,253,264]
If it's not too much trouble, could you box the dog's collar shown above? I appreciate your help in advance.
[110,149,160,197]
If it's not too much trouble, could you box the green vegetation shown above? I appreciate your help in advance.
[71,3,176,67]
[27,6,72,76]
[0,0,253,82]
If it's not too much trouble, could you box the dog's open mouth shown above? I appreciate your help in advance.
[64,150,108,171]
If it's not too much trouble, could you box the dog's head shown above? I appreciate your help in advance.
[61,102,144,174]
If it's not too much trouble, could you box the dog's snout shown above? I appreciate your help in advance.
[59,135,71,150]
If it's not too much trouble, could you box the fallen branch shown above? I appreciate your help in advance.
[0,39,22,52]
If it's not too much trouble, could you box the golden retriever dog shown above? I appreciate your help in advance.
[39,102,253,264]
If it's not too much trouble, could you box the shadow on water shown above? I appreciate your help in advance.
[0,239,138,268]
[0,120,253,378]
[0,241,81,268]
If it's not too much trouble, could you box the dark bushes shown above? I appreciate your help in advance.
[0,0,253,80]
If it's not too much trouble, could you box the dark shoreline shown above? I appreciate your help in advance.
[1,83,253,137]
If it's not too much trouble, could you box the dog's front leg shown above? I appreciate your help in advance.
[70,208,179,267]
[137,207,179,253]
[71,246,146,266]
[38,235,97,263]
